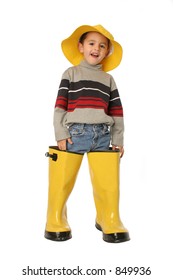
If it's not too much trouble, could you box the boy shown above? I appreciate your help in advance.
[45,25,130,243]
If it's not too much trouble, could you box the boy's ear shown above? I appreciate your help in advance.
[105,44,113,58]
[78,42,84,53]
[105,47,111,57]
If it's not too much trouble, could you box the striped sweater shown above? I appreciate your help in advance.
[54,60,124,146]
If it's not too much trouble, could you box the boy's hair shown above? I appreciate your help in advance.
[79,32,89,44]
[79,32,110,48]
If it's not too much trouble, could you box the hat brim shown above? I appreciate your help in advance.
[61,25,123,72]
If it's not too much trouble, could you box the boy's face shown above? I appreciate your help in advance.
[78,32,110,66]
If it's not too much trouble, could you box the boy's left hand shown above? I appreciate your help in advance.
[112,145,124,158]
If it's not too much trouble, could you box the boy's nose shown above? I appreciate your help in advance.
[94,44,99,51]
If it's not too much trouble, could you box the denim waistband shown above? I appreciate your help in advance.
[68,123,108,129]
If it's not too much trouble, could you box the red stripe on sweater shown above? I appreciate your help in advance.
[55,97,67,109]
[109,107,123,117]
[68,98,108,112]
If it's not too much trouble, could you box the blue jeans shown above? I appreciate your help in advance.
[67,123,110,154]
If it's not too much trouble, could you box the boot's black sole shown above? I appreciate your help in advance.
[44,230,72,241]
[95,222,130,243]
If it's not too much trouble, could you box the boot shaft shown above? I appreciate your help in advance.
[45,147,83,233]
[87,150,129,235]
[46,146,84,190]
[87,150,120,192]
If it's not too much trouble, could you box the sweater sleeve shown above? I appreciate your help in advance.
[110,117,124,146]
[108,76,124,146]
[53,71,71,141]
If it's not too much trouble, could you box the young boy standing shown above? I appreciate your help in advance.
[45,25,130,243]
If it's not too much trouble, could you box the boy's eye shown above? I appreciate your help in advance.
[88,41,107,49]
[100,44,106,48]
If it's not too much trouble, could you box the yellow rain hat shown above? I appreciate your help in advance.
[61,24,123,72]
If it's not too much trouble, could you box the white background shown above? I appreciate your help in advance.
[0,0,173,279]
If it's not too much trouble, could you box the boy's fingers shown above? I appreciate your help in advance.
[59,144,66,150]
[57,141,66,150]
[67,138,73,145]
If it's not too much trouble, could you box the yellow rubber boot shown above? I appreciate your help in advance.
[45,146,83,241]
[87,150,130,243]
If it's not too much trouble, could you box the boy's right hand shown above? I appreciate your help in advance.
[57,138,73,150]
